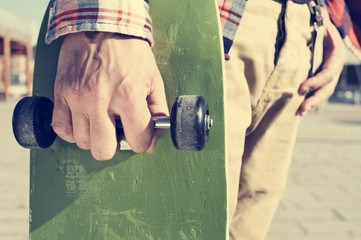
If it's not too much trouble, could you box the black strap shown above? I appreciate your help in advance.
[291,0,311,4]
[308,1,324,26]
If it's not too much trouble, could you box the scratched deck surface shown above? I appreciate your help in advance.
[30,0,226,239]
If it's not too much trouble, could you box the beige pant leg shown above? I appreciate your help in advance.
[225,48,252,224]
[226,1,313,239]
[226,0,283,224]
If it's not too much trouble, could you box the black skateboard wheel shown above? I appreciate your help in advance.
[170,95,210,151]
[12,96,56,149]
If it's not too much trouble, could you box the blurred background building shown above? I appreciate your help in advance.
[0,6,37,100]
[330,49,361,104]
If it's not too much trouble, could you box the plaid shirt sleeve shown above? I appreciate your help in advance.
[217,0,327,57]
[45,0,153,45]
[217,0,247,56]
[326,0,361,60]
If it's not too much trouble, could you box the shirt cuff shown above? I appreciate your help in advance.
[45,0,153,45]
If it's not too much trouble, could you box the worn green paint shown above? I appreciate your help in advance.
[30,0,226,239]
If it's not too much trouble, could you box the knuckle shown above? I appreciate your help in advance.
[68,87,83,104]
[323,72,334,84]
[325,88,334,98]
[91,90,108,106]
[117,81,145,104]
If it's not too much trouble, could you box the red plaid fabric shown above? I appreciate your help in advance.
[47,0,361,60]
[217,0,247,55]
[46,0,249,54]
[327,0,361,60]
[46,0,153,44]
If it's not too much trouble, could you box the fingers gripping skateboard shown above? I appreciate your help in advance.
[12,95,213,151]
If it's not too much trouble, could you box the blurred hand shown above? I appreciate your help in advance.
[299,7,347,116]
[52,32,168,160]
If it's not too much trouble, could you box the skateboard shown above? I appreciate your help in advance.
[13,0,226,239]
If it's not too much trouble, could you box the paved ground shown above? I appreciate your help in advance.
[267,102,361,240]
[0,98,29,240]
[1,98,360,240]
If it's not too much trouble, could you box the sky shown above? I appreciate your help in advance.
[0,0,48,28]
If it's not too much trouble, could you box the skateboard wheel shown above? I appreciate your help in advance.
[12,96,56,149]
[170,95,210,151]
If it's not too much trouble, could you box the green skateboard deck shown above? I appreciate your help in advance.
[29,0,226,239]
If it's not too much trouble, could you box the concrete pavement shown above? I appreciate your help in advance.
[0,98,29,240]
[1,98,360,240]
[267,103,361,240]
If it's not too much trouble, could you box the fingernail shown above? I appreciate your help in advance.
[301,104,313,116]
[300,86,310,94]
[300,110,309,117]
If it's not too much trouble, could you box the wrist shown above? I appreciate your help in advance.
[64,32,151,46]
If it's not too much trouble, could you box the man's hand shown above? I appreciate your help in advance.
[51,32,169,160]
[299,7,347,116]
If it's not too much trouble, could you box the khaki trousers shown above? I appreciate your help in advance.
[225,0,313,239]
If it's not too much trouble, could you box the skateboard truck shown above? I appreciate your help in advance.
[12,95,212,151]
